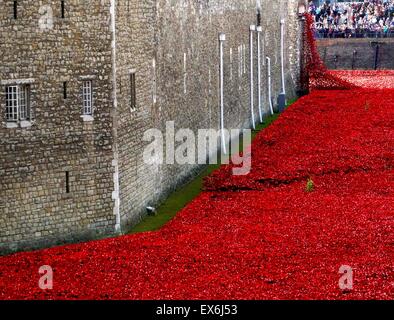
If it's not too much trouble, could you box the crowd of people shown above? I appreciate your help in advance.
[309,1,394,38]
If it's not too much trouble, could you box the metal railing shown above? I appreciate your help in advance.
[315,30,394,39]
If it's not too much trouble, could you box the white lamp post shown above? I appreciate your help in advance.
[249,25,256,130]
[266,56,274,115]
[280,18,286,98]
[256,26,263,123]
[219,32,227,155]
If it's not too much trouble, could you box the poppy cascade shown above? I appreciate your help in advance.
[301,13,357,91]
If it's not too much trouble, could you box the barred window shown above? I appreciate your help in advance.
[5,85,30,122]
[82,81,92,115]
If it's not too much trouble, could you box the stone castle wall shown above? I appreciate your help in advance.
[0,0,116,253]
[115,0,302,230]
[317,38,394,70]
[0,0,302,253]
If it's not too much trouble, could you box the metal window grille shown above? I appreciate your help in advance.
[82,81,92,115]
[19,85,29,120]
[5,84,31,122]
[5,86,18,122]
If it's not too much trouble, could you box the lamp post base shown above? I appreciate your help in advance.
[277,93,286,113]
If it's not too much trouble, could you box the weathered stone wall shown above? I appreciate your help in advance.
[112,0,157,230]
[317,38,394,70]
[0,0,302,253]
[115,0,302,230]
[0,0,116,253]
[286,0,303,94]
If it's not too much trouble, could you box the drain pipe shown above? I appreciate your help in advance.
[219,33,227,155]
[257,26,263,123]
[249,25,256,130]
[266,56,274,115]
[280,18,286,97]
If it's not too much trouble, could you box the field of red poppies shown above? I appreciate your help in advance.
[1,71,393,299]
[0,14,393,300]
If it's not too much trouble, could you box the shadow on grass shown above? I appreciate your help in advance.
[129,99,297,234]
